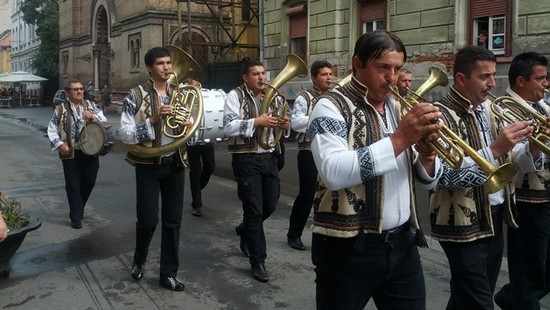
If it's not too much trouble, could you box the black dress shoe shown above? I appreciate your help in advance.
[235,225,249,257]
[159,276,185,291]
[71,220,82,229]
[192,207,203,217]
[251,263,269,282]
[287,236,306,250]
[131,263,144,281]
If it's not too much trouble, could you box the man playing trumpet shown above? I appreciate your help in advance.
[308,30,443,309]
[416,46,536,310]
[494,51,550,309]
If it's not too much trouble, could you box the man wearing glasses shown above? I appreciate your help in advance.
[47,79,107,229]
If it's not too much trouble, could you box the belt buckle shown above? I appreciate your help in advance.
[161,155,173,164]
[384,231,391,243]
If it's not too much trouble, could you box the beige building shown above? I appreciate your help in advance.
[59,0,550,99]
[0,30,11,74]
[264,0,550,98]
[58,0,259,96]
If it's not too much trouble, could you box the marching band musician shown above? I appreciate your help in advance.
[223,60,290,283]
[47,79,107,230]
[494,51,550,309]
[185,78,216,218]
[416,46,535,310]
[397,67,413,98]
[119,47,189,291]
[286,60,333,251]
[308,30,442,309]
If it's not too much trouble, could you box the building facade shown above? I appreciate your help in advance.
[264,0,550,99]
[0,0,11,37]
[58,0,550,99]
[0,30,11,74]
[58,0,259,96]
[10,0,39,73]
[9,0,42,96]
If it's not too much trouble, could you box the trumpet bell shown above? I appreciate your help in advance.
[484,163,516,194]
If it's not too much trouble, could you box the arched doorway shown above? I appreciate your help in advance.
[175,32,209,67]
[94,6,112,89]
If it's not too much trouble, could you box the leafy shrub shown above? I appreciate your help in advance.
[0,193,29,230]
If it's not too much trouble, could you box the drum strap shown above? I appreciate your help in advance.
[56,102,73,147]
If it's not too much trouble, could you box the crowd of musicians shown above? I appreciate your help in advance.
[2,29,550,309]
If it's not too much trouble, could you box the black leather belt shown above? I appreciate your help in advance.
[362,223,409,243]
[159,154,177,165]
[234,152,273,158]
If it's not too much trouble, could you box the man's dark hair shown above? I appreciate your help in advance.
[144,47,171,67]
[243,60,264,75]
[310,60,332,77]
[353,30,407,71]
[508,51,548,87]
[64,79,82,91]
[453,46,496,78]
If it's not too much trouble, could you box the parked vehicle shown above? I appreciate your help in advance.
[52,90,66,107]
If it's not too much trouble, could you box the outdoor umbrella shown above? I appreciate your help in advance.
[0,71,48,106]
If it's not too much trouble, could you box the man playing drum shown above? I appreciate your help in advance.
[47,79,107,229]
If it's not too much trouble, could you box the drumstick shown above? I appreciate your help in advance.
[71,140,90,149]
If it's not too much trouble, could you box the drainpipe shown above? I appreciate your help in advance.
[259,0,264,62]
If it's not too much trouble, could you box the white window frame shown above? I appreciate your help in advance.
[362,20,383,34]
[474,15,505,56]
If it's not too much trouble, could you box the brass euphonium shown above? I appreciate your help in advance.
[489,92,550,155]
[127,45,204,158]
[389,67,516,194]
[257,54,308,149]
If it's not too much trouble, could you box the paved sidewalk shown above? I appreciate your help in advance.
[0,106,549,309]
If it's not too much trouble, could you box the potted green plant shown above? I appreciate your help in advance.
[0,192,42,276]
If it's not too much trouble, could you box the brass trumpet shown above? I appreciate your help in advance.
[489,92,550,155]
[390,67,516,194]
[257,54,308,149]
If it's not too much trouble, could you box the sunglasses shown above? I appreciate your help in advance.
[69,87,84,92]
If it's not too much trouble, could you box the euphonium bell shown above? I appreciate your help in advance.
[390,67,516,194]
[489,92,550,155]
[257,54,308,149]
[127,45,204,158]
[333,73,352,88]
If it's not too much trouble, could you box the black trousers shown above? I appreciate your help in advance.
[133,159,184,278]
[187,143,215,207]
[440,204,504,310]
[61,150,99,222]
[288,150,317,239]
[232,152,279,265]
[312,225,426,310]
[496,201,550,309]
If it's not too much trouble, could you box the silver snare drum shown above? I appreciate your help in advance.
[80,121,115,156]
[189,89,227,145]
